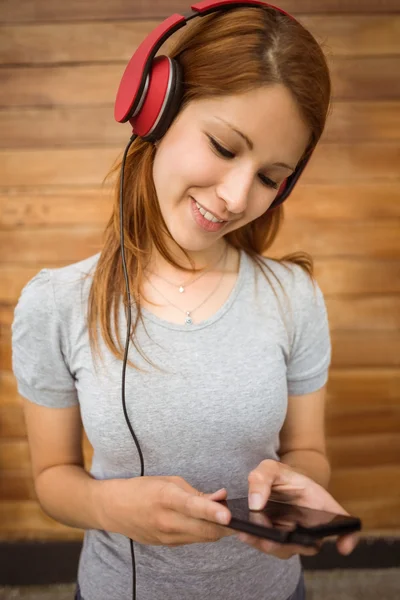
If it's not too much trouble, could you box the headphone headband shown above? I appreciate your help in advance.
[114,0,296,123]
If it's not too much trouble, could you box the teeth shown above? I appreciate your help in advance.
[195,201,224,223]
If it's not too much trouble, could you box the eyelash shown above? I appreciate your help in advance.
[207,136,279,190]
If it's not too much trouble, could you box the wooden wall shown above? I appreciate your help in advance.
[0,1,399,540]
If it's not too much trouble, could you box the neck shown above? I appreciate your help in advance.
[148,239,229,275]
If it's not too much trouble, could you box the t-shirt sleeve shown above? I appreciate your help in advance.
[11,269,79,408]
[286,266,331,396]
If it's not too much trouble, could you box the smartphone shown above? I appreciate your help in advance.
[218,497,362,547]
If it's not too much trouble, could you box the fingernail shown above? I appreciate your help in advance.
[248,493,263,510]
[217,511,229,525]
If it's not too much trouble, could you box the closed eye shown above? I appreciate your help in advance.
[207,135,279,190]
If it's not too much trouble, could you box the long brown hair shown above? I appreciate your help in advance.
[87,6,331,369]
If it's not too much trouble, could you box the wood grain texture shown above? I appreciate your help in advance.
[328,465,400,502]
[0,500,84,540]
[327,433,400,468]
[1,16,399,65]
[326,369,400,411]
[1,58,399,110]
[2,0,400,23]
[331,332,400,367]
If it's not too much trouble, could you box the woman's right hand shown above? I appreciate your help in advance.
[98,475,235,547]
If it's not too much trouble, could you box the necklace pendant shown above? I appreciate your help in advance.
[179,286,185,293]
[185,311,193,325]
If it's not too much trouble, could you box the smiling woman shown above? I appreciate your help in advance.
[10,4,347,600]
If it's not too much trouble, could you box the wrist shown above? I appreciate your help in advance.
[94,477,133,533]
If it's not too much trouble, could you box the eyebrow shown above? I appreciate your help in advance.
[214,117,295,172]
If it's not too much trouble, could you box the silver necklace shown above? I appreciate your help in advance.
[144,246,228,325]
[147,245,227,294]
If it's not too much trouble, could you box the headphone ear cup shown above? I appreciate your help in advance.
[129,56,184,143]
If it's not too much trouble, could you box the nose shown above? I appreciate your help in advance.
[216,166,253,215]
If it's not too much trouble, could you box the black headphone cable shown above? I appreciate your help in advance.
[119,133,144,600]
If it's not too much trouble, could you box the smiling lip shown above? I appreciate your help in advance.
[191,198,227,222]
[190,198,227,233]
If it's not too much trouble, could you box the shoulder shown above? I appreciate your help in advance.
[254,254,321,306]
[14,253,101,324]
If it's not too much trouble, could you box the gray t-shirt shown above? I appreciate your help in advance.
[12,249,331,600]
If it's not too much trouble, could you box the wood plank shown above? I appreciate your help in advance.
[1,58,399,109]
[0,148,119,187]
[331,331,400,367]
[314,258,400,295]
[0,404,25,437]
[325,295,400,331]
[272,221,400,259]
[0,439,31,471]
[0,500,84,540]
[327,433,400,469]
[1,17,399,65]
[326,408,400,437]
[287,183,400,220]
[2,102,399,149]
[298,15,400,57]
[322,102,400,143]
[0,229,104,263]
[2,0,400,23]
[0,471,36,501]
[330,57,400,100]
[343,497,400,530]
[327,369,400,412]
[329,465,400,502]
[1,144,399,187]
[0,187,113,228]
[0,21,153,65]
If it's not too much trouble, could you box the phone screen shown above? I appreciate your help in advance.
[219,497,361,545]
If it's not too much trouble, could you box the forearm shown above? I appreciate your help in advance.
[35,464,107,531]
[279,449,331,489]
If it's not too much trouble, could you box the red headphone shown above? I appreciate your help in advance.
[114,0,312,209]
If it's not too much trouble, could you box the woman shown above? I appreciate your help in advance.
[12,5,359,600]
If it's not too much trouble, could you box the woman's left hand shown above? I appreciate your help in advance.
[237,459,360,560]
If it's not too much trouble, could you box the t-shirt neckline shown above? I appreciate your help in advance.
[139,249,248,331]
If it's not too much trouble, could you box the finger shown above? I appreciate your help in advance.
[162,508,234,545]
[336,532,360,555]
[248,460,308,510]
[206,488,228,501]
[237,533,319,559]
[166,483,231,527]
